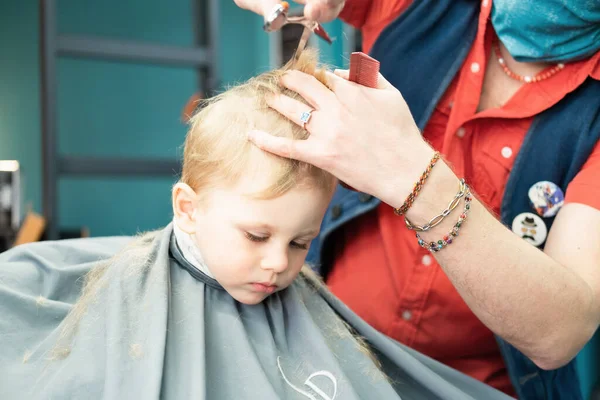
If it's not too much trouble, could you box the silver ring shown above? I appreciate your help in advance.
[299,110,313,130]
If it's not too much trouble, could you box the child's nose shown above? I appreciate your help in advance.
[260,248,289,273]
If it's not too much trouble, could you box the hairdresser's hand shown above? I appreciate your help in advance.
[233,0,345,23]
[247,70,436,209]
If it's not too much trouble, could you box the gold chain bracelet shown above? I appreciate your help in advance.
[393,152,441,216]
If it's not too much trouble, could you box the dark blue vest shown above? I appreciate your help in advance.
[307,0,600,398]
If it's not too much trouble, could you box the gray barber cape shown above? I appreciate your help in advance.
[0,224,512,400]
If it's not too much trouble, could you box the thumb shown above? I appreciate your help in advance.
[303,1,344,22]
[332,69,394,91]
[233,0,280,19]
[375,72,395,90]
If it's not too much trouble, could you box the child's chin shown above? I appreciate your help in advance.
[230,290,269,305]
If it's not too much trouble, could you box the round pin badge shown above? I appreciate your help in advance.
[528,181,565,218]
[511,212,547,247]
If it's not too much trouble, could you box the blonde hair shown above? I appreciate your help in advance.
[181,48,336,199]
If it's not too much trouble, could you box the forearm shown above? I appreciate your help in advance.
[402,161,599,369]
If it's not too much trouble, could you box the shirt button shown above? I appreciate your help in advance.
[501,146,513,159]
[448,101,454,110]
[402,310,412,321]
[421,255,432,266]
[456,127,466,138]
[470,62,481,73]
[482,0,489,7]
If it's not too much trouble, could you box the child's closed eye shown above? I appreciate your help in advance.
[290,241,309,250]
[244,232,309,250]
[245,232,268,243]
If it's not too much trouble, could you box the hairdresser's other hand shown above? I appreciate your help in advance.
[233,0,345,23]
[248,70,436,209]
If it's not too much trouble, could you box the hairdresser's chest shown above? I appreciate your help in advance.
[424,81,531,215]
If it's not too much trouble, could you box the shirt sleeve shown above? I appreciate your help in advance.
[565,139,600,211]
[338,0,373,28]
[341,0,415,53]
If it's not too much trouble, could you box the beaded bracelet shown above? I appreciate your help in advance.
[416,184,472,253]
[394,151,441,216]
[405,178,466,232]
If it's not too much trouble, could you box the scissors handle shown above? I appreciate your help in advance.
[263,2,289,32]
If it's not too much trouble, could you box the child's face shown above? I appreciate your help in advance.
[191,175,333,305]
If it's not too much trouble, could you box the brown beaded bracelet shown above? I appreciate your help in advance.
[416,184,472,253]
[394,151,441,216]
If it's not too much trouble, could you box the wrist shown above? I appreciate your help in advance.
[404,161,461,223]
[404,160,467,247]
[377,140,437,210]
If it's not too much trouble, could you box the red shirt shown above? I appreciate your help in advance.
[329,0,600,396]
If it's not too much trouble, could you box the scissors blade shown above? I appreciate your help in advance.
[286,16,332,45]
[309,21,332,44]
[291,26,312,66]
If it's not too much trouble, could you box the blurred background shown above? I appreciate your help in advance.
[0,0,597,398]
[0,0,358,243]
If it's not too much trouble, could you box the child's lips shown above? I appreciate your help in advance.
[251,282,278,294]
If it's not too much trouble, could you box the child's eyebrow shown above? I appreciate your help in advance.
[295,228,320,239]
[240,222,276,231]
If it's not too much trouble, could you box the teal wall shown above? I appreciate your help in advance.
[55,0,198,236]
[0,0,275,236]
[0,0,596,396]
[0,1,42,219]
[0,0,344,237]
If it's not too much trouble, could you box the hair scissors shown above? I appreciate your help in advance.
[263,2,332,64]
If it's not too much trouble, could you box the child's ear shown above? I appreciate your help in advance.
[172,182,198,233]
